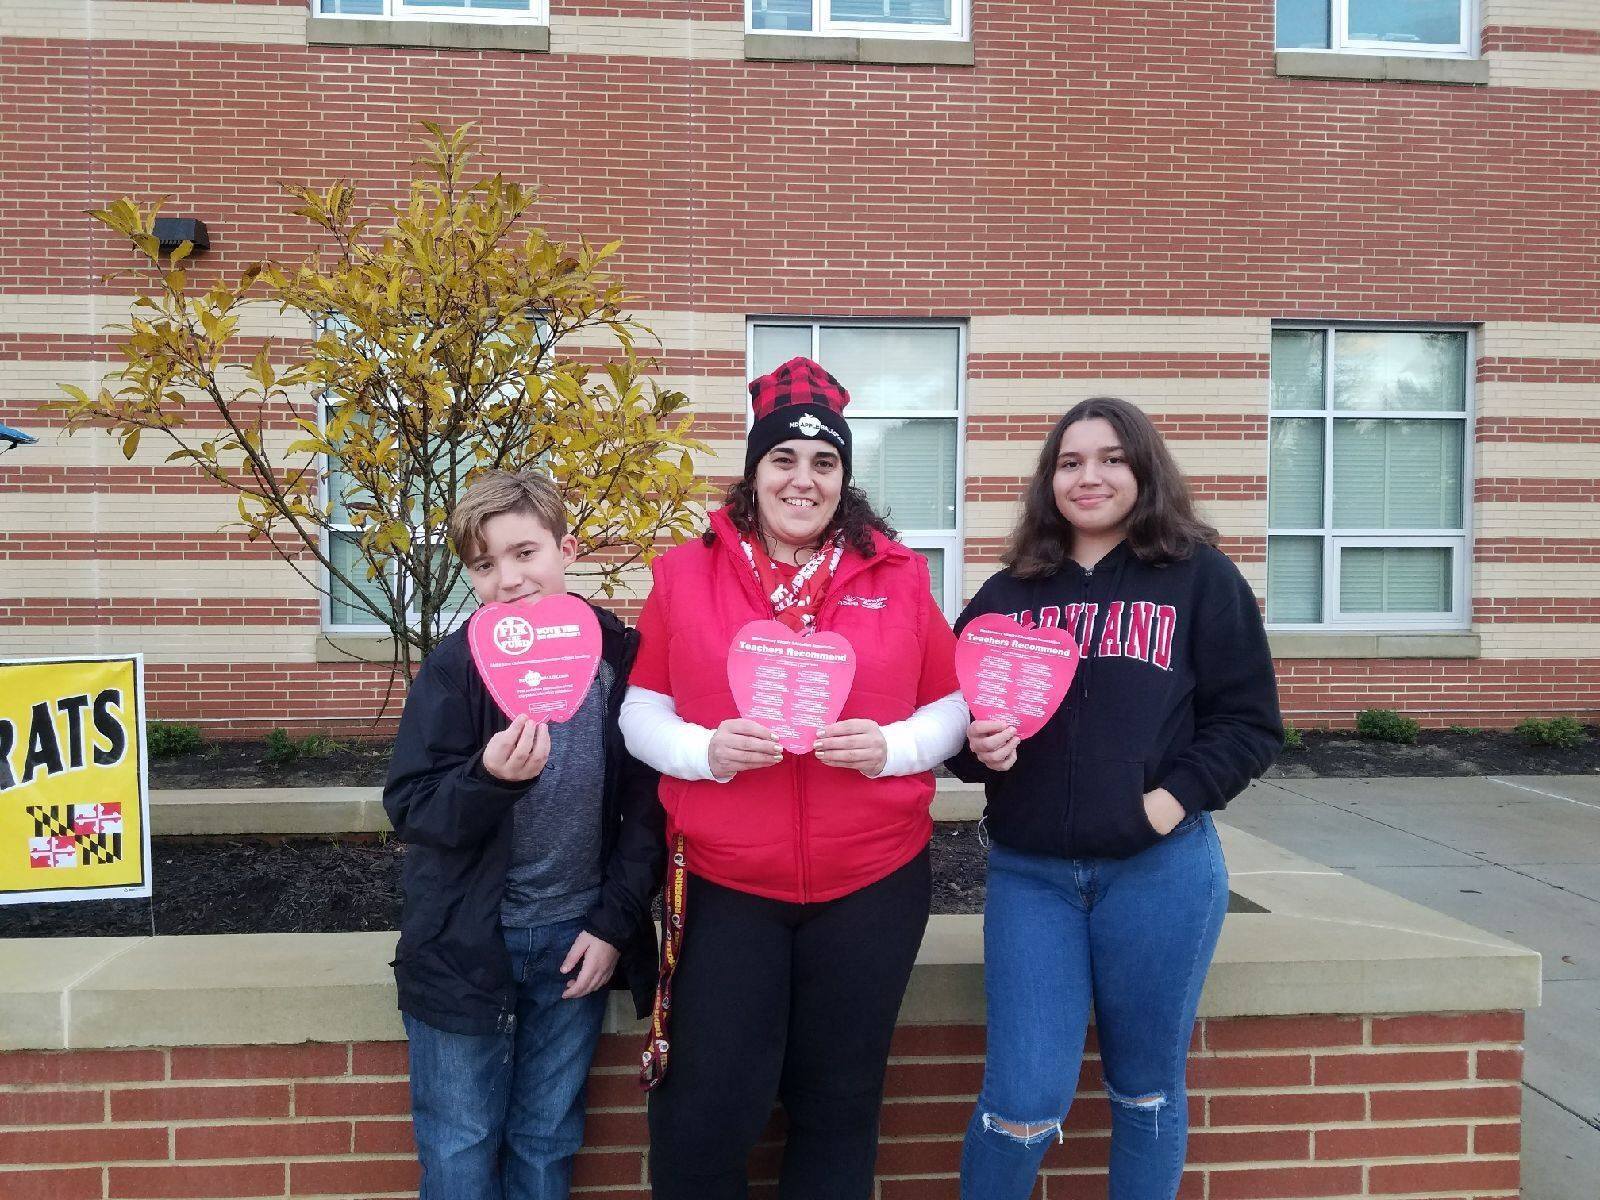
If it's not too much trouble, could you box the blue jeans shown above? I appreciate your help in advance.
[404,919,608,1200]
[961,814,1228,1200]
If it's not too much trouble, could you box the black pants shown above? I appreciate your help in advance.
[648,848,932,1200]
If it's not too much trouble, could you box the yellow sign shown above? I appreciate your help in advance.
[0,656,150,906]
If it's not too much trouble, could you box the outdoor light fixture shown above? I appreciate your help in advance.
[0,422,38,456]
[151,217,210,253]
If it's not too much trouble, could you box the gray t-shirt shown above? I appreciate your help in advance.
[499,660,611,930]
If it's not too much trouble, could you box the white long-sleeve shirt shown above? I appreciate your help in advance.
[620,686,969,783]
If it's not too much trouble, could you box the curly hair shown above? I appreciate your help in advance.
[706,476,897,559]
[1006,396,1217,577]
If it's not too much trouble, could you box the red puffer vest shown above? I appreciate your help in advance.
[629,507,959,903]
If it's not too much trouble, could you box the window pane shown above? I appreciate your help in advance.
[329,533,388,627]
[818,326,960,411]
[851,418,957,531]
[1276,0,1331,48]
[1268,536,1323,623]
[1332,419,1463,529]
[406,0,530,9]
[913,547,945,611]
[1333,331,1467,413]
[1347,0,1462,46]
[1271,329,1325,411]
[752,0,813,31]
[1340,547,1452,614]
[1269,418,1324,529]
[320,0,384,12]
[422,546,476,632]
[751,325,814,378]
[830,0,952,26]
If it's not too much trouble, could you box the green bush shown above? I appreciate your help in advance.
[1282,724,1304,750]
[298,733,340,759]
[265,729,342,766]
[1355,709,1420,745]
[1514,717,1589,750]
[1446,724,1482,735]
[147,722,204,758]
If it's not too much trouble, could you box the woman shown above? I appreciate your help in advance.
[952,396,1282,1199]
[620,357,967,1199]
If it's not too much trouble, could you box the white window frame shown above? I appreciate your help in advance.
[1278,0,1477,58]
[745,318,967,620]
[1266,322,1474,632]
[747,0,968,41]
[312,0,548,24]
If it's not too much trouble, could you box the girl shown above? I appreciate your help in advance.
[952,396,1282,1199]
[620,357,967,1199]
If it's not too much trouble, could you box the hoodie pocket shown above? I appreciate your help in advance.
[1070,755,1162,860]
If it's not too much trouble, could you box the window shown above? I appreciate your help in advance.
[314,0,547,22]
[749,0,967,40]
[1276,0,1475,57]
[748,320,966,616]
[1266,325,1472,630]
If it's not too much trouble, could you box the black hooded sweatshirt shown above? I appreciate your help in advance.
[947,541,1282,861]
[383,601,664,1036]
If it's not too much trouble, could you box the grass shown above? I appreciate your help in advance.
[264,729,344,767]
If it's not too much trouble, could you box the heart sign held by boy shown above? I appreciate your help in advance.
[468,593,603,725]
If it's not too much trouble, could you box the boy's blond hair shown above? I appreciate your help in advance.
[448,470,567,562]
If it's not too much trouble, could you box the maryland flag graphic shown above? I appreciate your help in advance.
[1,656,149,905]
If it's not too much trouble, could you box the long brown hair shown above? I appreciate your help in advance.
[1005,396,1217,577]
[706,477,897,559]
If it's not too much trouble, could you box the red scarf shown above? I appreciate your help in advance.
[740,533,844,631]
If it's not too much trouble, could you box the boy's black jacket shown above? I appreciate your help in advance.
[383,601,665,1035]
[948,541,1283,860]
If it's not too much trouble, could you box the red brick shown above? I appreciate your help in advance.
[584,1107,649,1147]
[110,1085,290,1122]
[0,1167,104,1200]
[1473,1121,1521,1155]
[889,1025,987,1058]
[1315,1123,1468,1160]
[170,1044,348,1081]
[354,1120,415,1154]
[572,1150,645,1187]
[1188,1053,1312,1089]
[108,1163,286,1198]
[1186,1128,1310,1164]
[175,1120,353,1160]
[1203,1016,1364,1052]
[591,1036,644,1069]
[1368,1158,1521,1194]
[292,1080,410,1117]
[1208,1090,1366,1127]
[0,1090,105,1127]
[883,1060,986,1099]
[1208,1165,1365,1199]
[0,1126,167,1165]
[1475,1048,1524,1081]
[1313,1049,1470,1086]
[880,1178,961,1199]
[879,1099,971,1138]
[1369,1085,1522,1122]
[350,1042,408,1077]
[1370,1012,1523,1046]
[872,1138,964,1176]
[586,1071,646,1109]
[289,1157,419,1195]
[0,1050,165,1086]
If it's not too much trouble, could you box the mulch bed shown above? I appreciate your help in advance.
[4,726,1591,941]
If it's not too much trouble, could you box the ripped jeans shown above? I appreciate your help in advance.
[960,814,1228,1200]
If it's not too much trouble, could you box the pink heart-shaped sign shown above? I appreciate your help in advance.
[955,614,1080,740]
[468,594,602,724]
[727,620,857,755]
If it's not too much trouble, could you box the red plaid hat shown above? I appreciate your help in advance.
[744,357,853,478]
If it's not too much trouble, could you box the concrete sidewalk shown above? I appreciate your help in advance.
[1224,774,1600,1200]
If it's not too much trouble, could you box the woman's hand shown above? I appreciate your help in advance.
[483,715,551,783]
[560,931,620,999]
[708,718,783,779]
[1142,787,1186,836]
[814,720,888,776]
[967,719,1019,771]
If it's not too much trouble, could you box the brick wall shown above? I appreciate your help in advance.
[0,1013,1525,1199]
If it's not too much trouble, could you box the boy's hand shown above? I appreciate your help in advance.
[561,931,620,999]
[708,718,783,779]
[968,719,1020,771]
[483,715,551,783]
[814,719,888,776]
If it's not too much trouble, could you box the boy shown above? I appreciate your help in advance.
[383,470,664,1200]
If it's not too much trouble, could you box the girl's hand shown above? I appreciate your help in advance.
[560,931,620,999]
[968,719,1019,771]
[814,720,888,776]
[708,718,783,779]
[1142,787,1186,836]
[483,715,551,782]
